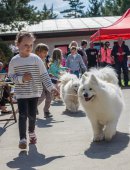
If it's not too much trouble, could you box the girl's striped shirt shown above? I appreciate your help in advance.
[8,53,53,99]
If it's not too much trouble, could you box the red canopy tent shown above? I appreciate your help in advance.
[90,9,130,42]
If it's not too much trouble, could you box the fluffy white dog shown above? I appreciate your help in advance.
[60,73,80,112]
[78,74,124,141]
[84,67,118,85]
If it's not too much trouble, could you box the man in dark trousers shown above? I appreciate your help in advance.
[111,38,130,87]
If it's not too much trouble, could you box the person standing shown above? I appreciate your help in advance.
[48,48,68,99]
[35,43,52,118]
[86,42,98,70]
[8,31,58,149]
[78,40,88,67]
[100,41,114,67]
[112,38,130,87]
[66,46,87,77]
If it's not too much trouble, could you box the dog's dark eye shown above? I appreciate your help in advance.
[75,85,77,88]
[83,88,85,91]
[89,88,92,90]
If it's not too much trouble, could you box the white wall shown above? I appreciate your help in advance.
[6,35,130,56]
[34,35,90,55]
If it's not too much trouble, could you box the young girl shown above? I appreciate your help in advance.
[8,31,58,149]
[48,48,68,98]
[66,46,87,77]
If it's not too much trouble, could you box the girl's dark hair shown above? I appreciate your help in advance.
[105,41,110,46]
[15,31,35,45]
[50,48,62,64]
[81,40,87,46]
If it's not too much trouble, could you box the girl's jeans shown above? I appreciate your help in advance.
[17,97,38,140]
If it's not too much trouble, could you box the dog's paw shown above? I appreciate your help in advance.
[104,129,116,141]
[93,134,104,142]
[104,132,116,141]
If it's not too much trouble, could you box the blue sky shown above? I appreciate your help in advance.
[30,0,88,18]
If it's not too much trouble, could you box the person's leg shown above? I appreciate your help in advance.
[44,90,52,113]
[122,61,129,86]
[37,87,45,106]
[17,98,28,140]
[37,87,45,114]
[100,62,106,67]
[17,98,28,149]
[74,71,79,78]
[115,62,122,86]
[28,97,38,133]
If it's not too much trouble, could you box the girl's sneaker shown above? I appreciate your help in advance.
[29,132,37,144]
[19,138,27,149]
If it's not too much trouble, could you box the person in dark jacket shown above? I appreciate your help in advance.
[86,42,98,70]
[111,38,130,87]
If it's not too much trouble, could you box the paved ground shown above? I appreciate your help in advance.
[0,88,130,170]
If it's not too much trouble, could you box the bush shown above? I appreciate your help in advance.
[0,41,13,63]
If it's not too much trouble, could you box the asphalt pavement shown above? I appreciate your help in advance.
[0,88,130,170]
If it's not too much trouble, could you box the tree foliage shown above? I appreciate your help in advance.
[0,0,41,32]
[101,0,130,16]
[0,42,13,63]
[40,4,58,20]
[60,0,85,18]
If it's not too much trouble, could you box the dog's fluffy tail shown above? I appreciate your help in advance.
[84,66,118,85]
[98,67,118,84]
[60,73,78,85]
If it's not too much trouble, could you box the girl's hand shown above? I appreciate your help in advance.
[22,72,32,82]
[51,88,60,97]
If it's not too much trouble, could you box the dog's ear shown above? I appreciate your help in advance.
[80,75,86,84]
[83,72,89,78]
[90,74,98,85]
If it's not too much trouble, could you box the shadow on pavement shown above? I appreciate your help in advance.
[0,121,16,136]
[0,127,6,136]
[84,131,129,159]
[36,117,64,128]
[7,144,64,170]
[62,110,86,117]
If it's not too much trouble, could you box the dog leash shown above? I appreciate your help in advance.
[61,92,78,97]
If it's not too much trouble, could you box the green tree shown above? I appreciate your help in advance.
[40,4,58,19]
[86,0,103,17]
[101,0,130,16]
[60,0,85,18]
[0,42,13,63]
[0,0,41,32]
[115,0,130,15]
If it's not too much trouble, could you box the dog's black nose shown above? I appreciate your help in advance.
[83,93,88,97]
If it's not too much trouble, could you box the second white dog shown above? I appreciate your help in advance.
[60,73,80,112]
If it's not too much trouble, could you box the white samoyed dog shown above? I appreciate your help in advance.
[60,73,80,112]
[83,67,118,85]
[78,74,124,141]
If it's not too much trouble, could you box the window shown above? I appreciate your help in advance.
[55,45,68,56]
